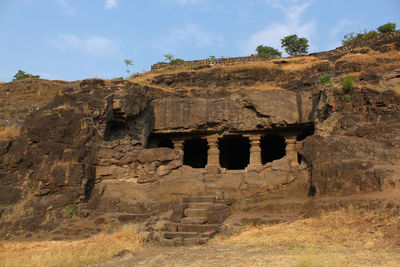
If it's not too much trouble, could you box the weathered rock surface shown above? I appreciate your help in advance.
[152,90,313,132]
[0,32,400,240]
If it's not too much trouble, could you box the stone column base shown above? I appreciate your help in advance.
[205,165,220,174]
[246,164,263,172]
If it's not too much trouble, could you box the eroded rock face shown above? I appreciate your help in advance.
[299,88,400,195]
[152,90,313,132]
[1,34,400,239]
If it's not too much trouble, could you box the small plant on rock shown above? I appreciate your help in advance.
[163,54,174,62]
[342,75,355,93]
[123,59,134,78]
[318,74,332,87]
[65,203,74,219]
[163,54,184,64]
[170,58,184,64]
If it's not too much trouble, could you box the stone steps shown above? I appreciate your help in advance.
[181,217,207,224]
[160,191,231,246]
[183,196,216,203]
[188,202,214,209]
[164,231,199,239]
[184,208,209,217]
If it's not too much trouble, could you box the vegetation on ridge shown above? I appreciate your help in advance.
[12,70,40,81]
[256,45,282,58]
[281,34,309,56]
[342,22,397,46]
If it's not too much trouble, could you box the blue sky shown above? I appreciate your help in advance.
[0,0,399,81]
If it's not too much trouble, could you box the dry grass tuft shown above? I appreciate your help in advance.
[0,224,143,267]
[0,126,21,139]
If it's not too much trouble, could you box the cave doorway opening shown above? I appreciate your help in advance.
[157,139,174,149]
[219,135,250,170]
[261,135,286,164]
[183,138,208,168]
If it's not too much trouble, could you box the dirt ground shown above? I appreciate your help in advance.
[99,242,400,267]
[100,201,400,267]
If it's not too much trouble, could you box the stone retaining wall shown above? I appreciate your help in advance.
[150,30,400,70]
[311,30,400,59]
[151,55,272,70]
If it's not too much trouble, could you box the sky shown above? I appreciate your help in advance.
[0,0,399,82]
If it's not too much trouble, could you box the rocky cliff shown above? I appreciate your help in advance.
[0,32,399,241]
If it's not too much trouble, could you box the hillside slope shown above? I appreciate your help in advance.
[0,31,399,241]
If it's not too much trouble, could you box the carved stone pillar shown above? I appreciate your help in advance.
[285,135,298,167]
[205,136,220,173]
[247,135,262,171]
[172,140,184,165]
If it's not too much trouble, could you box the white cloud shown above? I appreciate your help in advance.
[242,0,316,55]
[105,0,118,9]
[160,0,206,6]
[330,19,353,38]
[158,24,224,51]
[56,0,76,15]
[51,34,119,56]
[37,72,62,81]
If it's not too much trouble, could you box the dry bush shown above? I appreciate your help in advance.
[0,224,143,267]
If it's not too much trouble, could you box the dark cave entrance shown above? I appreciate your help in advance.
[157,139,174,149]
[219,135,250,170]
[103,121,126,141]
[261,135,286,164]
[183,138,208,168]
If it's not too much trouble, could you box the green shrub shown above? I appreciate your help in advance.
[281,34,309,56]
[363,30,378,40]
[12,70,39,81]
[377,22,396,33]
[318,74,332,87]
[345,95,352,102]
[170,58,184,64]
[342,76,355,93]
[256,45,282,58]
[65,204,74,219]
[342,30,378,46]
[163,54,174,62]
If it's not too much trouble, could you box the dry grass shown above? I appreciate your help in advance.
[341,49,400,71]
[0,224,143,267]
[129,55,328,93]
[214,208,400,266]
[0,126,21,139]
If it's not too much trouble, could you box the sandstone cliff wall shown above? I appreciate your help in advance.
[152,90,313,133]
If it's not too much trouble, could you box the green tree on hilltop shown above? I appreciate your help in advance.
[256,45,282,58]
[123,59,134,78]
[281,34,309,56]
[377,22,397,33]
[12,70,40,81]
